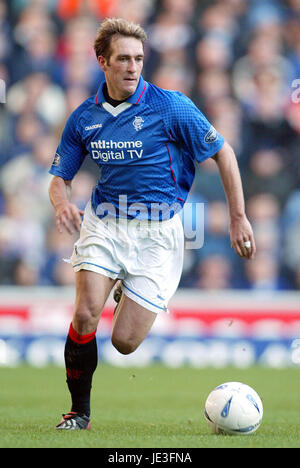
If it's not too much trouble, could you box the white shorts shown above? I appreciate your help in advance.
[70,201,184,314]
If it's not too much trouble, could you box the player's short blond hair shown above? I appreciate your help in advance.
[94,18,147,62]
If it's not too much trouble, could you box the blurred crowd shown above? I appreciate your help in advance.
[0,0,300,291]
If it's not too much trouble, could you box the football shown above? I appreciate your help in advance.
[204,382,263,435]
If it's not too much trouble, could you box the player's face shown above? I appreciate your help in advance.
[98,36,144,101]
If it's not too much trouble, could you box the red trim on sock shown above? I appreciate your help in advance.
[68,323,97,344]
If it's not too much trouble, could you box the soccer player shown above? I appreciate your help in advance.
[49,18,256,430]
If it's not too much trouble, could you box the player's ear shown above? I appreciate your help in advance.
[97,55,108,71]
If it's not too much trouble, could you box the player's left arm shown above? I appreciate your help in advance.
[212,141,256,260]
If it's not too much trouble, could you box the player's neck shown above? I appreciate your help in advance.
[103,84,127,107]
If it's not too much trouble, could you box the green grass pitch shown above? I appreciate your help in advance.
[0,364,299,448]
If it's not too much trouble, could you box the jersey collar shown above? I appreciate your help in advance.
[96,76,147,105]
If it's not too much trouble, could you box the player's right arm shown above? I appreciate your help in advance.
[49,176,84,235]
[48,103,88,234]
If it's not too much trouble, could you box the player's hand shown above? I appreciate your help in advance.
[55,201,84,235]
[229,215,256,260]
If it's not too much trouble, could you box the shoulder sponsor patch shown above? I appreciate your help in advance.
[52,153,61,166]
[204,125,218,144]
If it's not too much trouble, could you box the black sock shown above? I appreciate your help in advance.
[64,324,98,418]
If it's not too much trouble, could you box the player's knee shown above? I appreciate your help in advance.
[111,332,138,355]
[73,304,98,333]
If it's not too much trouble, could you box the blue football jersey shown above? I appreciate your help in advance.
[49,76,224,220]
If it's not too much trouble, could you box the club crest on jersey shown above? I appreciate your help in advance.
[133,116,144,131]
[204,125,218,144]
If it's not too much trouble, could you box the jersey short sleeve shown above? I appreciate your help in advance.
[49,107,86,180]
[171,93,224,163]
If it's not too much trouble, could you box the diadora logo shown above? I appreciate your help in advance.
[85,123,103,131]
[133,116,144,131]
[90,139,143,161]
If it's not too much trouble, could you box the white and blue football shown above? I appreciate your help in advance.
[204,382,263,435]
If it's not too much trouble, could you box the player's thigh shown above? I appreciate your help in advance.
[111,295,157,354]
[73,269,117,333]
